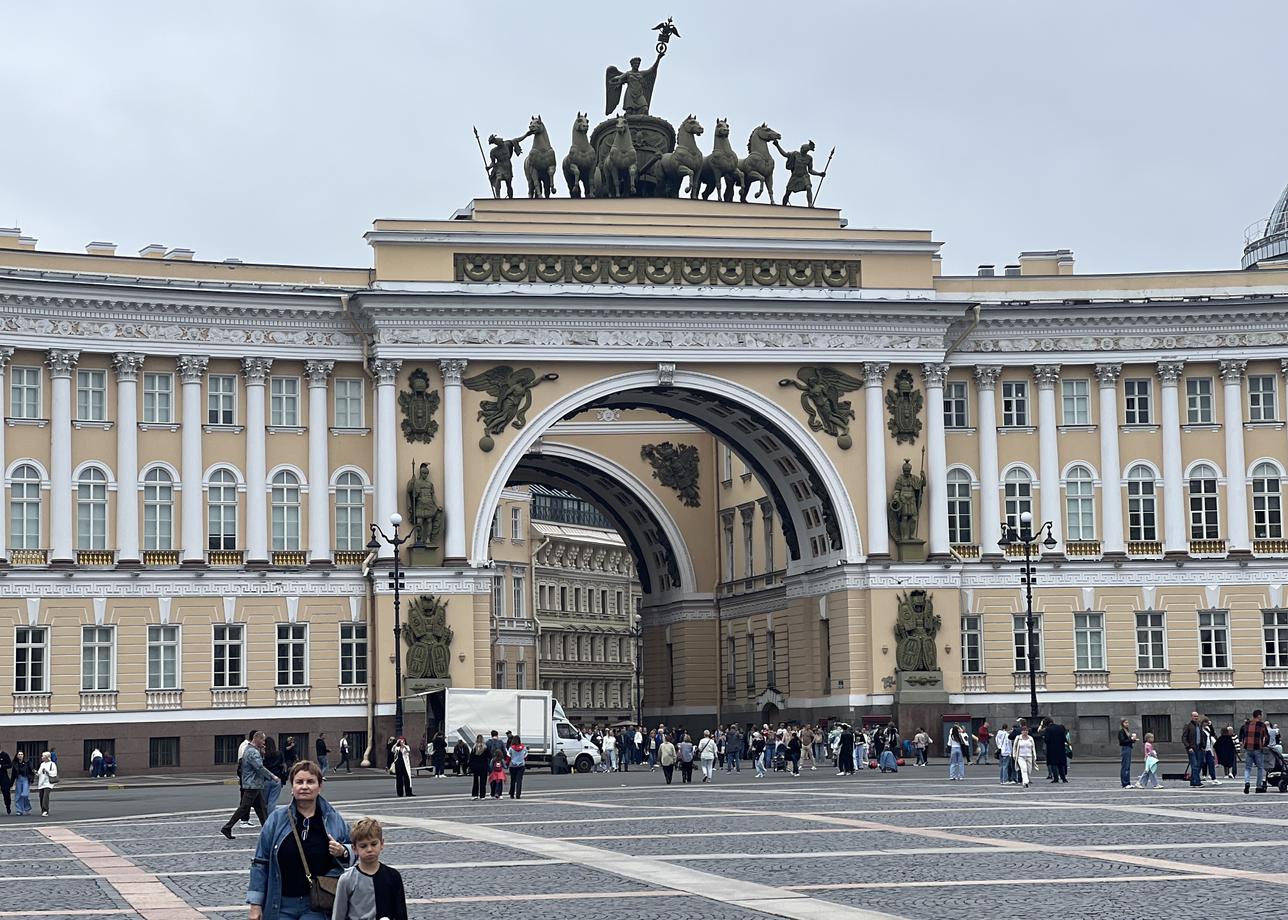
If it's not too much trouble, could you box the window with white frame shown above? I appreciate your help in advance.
[76,369,107,421]
[1186,377,1214,424]
[1135,611,1166,670]
[340,623,367,685]
[9,463,42,550]
[1252,462,1283,540]
[492,573,505,616]
[766,630,777,686]
[495,659,506,689]
[1003,468,1033,531]
[1012,614,1042,672]
[491,511,502,540]
[212,624,244,688]
[1123,378,1152,424]
[9,366,40,419]
[745,634,756,691]
[269,377,300,427]
[333,471,365,550]
[207,469,238,551]
[1263,610,1288,668]
[742,511,754,578]
[15,625,48,693]
[515,660,526,690]
[944,381,968,428]
[147,625,179,690]
[512,572,525,617]
[333,378,364,427]
[762,505,774,575]
[960,615,982,674]
[1187,463,1220,539]
[947,469,973,543]
[1249,375,1277,422]
[81,625,114,691]
[1060,378,1090,425]
[722,514,735,581]
[1127,465,1158,541]
[1198,610,1230,670]
[275,623,307,686]
[510,506,523,540]
[721,445,733,483]
[1074,612,1105,671]
[142,468,174,551]
[1001,380,1029,427]
[142,373,173,424]
[207,374,236,424]
[1064,465,1096,541]
[727,636,736,692]
[270,471,301,551]
[76,467,108,550]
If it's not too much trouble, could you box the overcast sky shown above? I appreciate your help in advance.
[2,2,1284,275]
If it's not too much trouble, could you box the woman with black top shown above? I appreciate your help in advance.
[246,760,351,920]
[11,751,33,816]
[468,735,490,799]
[431,732,447,778]
[282,736,297,769]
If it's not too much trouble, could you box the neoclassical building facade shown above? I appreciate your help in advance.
[2,187,1288,768]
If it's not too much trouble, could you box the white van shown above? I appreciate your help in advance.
[428,687,602,773]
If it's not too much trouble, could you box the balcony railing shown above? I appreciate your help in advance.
[10,548,48,566]
[77,549,116,567]
[275,686,311,706]
[1128,540,1163,558]
[1198,669,1235,689]
[146,689,183,710]
[339,685,367,704]
[1004,543,1041,558]
[143,549,180,567]
[1264,668,1288,688]
[211,687,247,708]
[1254,539,1288,556]
[951,543,980,559]
[12,693,51,713]
[1135,669,1170,690]
[208,549,244,567]
[1012,671,1047,692]
[80,690,118,712]
[1065,541,1101,559]
[961,673,987,692]
[1074,670,1110,690]
[272,550,308,568]
[334,550,366,567]
[1189,539,1227,557]
[497,617,536,633]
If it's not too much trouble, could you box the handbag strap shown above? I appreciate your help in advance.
[288,809,317,889]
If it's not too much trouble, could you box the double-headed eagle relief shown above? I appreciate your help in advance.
[476,19,832,205]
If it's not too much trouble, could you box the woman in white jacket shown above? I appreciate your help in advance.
[36,751,58,817]
[1012,726,1037,788]
[697,730,718,782]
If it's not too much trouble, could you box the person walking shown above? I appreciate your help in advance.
[0,748,11,815]
[800,725,815,771]
[1182,711,1205,788]
[314,734,330,776]
[788,731,802,776]
[11,751,32,816]
[1215,725,1238,780]
[1136,733,1161,788]
[1241,709,1271,794]
[947,725,967,780]
[390,737,414,798]
[337,735,351,774]
[1044,719,1069,783]
[697,730,718,782]
[678,734,696,783]
[507,736,528,799]
[751,731,767,778]
[974,722,991,765]
[913,728,931,767]
[659,734,677,784]
[468,736,489,800]
[837,724,856,775]
[996,723,1014,785]
[726,726,744,773]
[262,736,287,812]
[1201,719,1220,784]
[35,751,57,816]
[602,730,618,773]
[431,732,447,778]
[1118,719,1136,789]
[221,731,274,838]
[1013,725,1037,788]
[619,729,632,773]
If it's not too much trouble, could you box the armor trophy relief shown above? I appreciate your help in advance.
[474,18,833,205]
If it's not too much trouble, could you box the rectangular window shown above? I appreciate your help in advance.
[1123,378,1152,425]
[269,377,299,427]
[76,369,107,421]
[947,475,973,543]
[574,587,582,612]
[512,573,525,617]
[742,513,754,579]
[944,381,968,428]
[495,659,506,689]
[762,508,774,575]
[333,378,364,427]
[146,624,179,690]
[722,518,735,582]
[213,624,244,688]
[515,660,526,690]
[1135,611,1166,670]
[727,637,736,693]
[1128,474,1158,541]
[1074,612,1105,671]
[1264,610,1288,668]
[9,366,40,419]
[615,590,623,616]
[1001,380,1029,427]
[1012,615,1042,672]
[15,626,48,693]
[1188,475,1220,540]
[1249,375,1277,422]
[746,634,756,692]
[960,615,982,674]
[275,623,307,687]
[142,373,173,424]
[82,738,115,771]
[492,575,506,616]
[340,622,367,686]
[667,642,675,706]
[1198,610,1230,670]
[214,734,242,765]
[148,737,180,769]
[821,617,832,693]
[1065,476,1096,541]
[491,511,502,540]
[510,506,523,540]
[1060,379,1090,425]
[766,630,778,687]
[208,375,236,424]
[721,446,733,483]
[1186,377,1214,424]
[1141,714,1172,744]
[81,625,114,691]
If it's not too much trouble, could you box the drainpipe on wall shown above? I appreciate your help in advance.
[712,431,724,730]
[360,550,377,767]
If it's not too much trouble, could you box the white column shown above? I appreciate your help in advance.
[1221,359,1251,553]
[305,361,334,565]
[46,349,79,564]
[112,353,145,564]
[242,357,272,564]
[1033,365,1063,549]
[1158,360,1187,554]
[441,359,469,563]
[370,358,402,559]
[974,365,1002,556]
[921,363,950,557]
[0,348,12,562]
[863,362,889,559]
[1094,363,1125,555]
[177,357,208,564]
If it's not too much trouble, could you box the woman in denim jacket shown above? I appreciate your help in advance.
[246,760,352,920]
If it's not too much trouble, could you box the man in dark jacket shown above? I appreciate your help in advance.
[1181,711,1205,787]
[220,731,274,839]
[1241,709,1272,793]
[836,725,856,775]
[1043,719,1069,783]
[316,733,330,775]
[0,750,11,815]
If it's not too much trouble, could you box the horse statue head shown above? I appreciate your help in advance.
[528,115,546,137]
[572,111,589,134]
[749,122,782,147]
[680,113,704,138]
[714,118,730,138]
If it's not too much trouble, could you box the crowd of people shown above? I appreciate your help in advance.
[0,748,57,816]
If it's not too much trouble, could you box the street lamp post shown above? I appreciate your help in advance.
[998,510,1057,724]
[367,513,416,740]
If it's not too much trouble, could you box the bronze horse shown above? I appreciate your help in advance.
[738,123,781,202]
[561,112,595,199]
[523,115,557,199]
[659,114,704,198]
[698,118,741,202]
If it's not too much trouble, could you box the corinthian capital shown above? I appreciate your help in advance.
[1093,363,1122,387]
[440,358,469,383]
[45,349,80,378]
[112,353,146,383]
[1157,360,1185,385]
[972,365,1002,391]
[241,357,273,382]
[369,358,403,385]
[1033,364,1062,390]
[920,363,950,388]
[0,347,13,372]
[304,360,335,386]
[176,355,209,383]
[862,362,889,386]
[1219,359,1247,383]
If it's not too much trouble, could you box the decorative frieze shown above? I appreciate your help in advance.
[454,252,861,288]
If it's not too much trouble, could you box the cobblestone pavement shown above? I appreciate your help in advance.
[7,766,1288,919]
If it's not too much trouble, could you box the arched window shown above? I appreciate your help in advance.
[1065,466,1096,541]
[9,464,42,550]
[946,469,973,543]
[270,471,301,551]
[142,468,174,551]
[208,469,238,551]
[334,471,365,550]
[1003,468,1033,531]
[76,467,108,550]
[1252,462,1283,540]
[1188,463,1220,540]
[1127,465,1157,542]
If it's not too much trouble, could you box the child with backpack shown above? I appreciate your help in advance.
[488,754,506,799]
